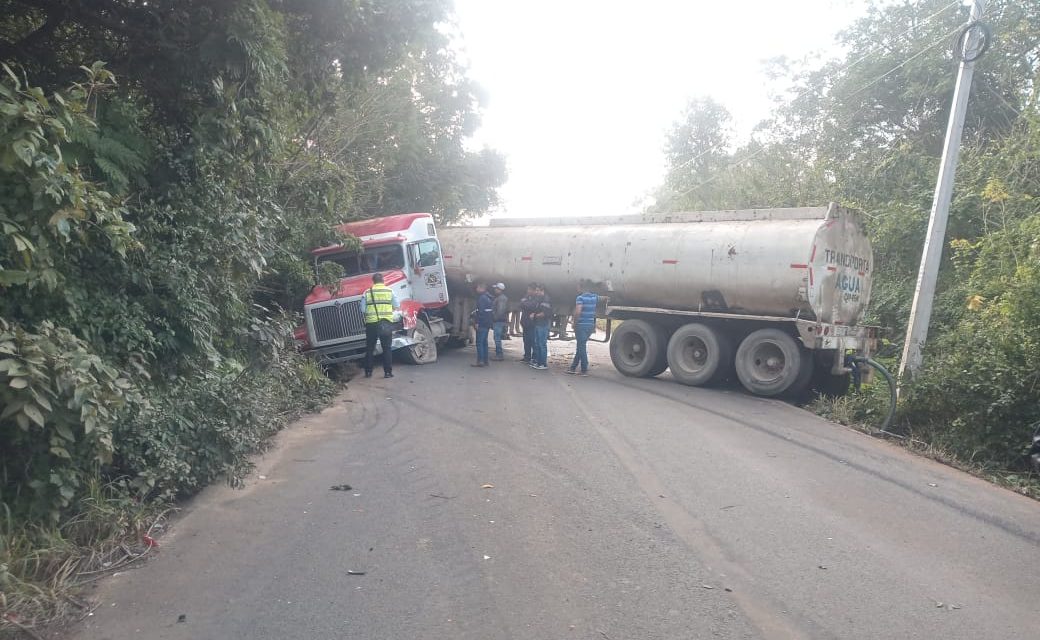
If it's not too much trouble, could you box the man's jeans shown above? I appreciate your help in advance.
[522,324,534,361]
[533,324,549,367]
[475,325,490,364]
[493,321,507,357]
[570,325,593,372]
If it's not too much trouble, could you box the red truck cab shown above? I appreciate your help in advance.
[299,213,451,365]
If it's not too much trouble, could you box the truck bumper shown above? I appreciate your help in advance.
[305,331,417,365]
[794,319,878,355]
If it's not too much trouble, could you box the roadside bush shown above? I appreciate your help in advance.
[0,319,139,523]
[899,212,1040,467]
[115,327,335,500]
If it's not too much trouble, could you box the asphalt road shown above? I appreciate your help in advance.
[70,339,1040,640]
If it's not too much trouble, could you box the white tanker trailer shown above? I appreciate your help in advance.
[438,203,878,397]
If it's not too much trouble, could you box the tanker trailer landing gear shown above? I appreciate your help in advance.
[665,323,733,387]
[734,328,813,397]
[609,319,669,378]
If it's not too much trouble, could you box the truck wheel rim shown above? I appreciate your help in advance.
[618,332,647,366]
[677,336,709,372]
[748,341,786,383]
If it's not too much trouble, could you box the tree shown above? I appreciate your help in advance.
[0,0,506,519]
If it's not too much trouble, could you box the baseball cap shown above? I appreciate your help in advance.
[493,282,505,290]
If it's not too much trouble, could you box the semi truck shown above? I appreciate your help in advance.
[296,213,452,366]
[438,203,878,397]
[299,204,877,398]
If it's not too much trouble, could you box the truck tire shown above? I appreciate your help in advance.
[399,319,437,365]
[785,351,815,399]
[666,323,731,386]
[610,319,668,378]
[735,328,804,397]
[814,371,851,397]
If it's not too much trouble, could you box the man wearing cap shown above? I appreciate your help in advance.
[491,283,509,361]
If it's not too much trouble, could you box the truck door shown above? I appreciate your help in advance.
[408,238,449,306]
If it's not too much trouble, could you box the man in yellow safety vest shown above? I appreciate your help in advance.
[361,272,399,379]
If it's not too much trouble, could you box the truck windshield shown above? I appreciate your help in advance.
[316,244,405,277]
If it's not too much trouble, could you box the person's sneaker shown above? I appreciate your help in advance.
[384,372,394,379]
[565,369,576,375]
[491,356,504,361]
[578,371,589,377]
[534,364,548,370]
[471,363,487,367]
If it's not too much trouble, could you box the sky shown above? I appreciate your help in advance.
[451,0,871,220]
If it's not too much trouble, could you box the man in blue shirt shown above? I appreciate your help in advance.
[472,283,494,367]
[566,280,598,376]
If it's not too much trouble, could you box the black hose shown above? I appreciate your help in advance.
[850,356,897,436]
[955,20,990,63]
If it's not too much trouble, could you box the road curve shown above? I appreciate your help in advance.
[69,340,1040,640]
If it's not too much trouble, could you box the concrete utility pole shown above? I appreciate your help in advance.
[899,0,987,380]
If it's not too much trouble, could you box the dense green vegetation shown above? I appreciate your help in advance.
[0,0,504,628]
[654,0,1039,473]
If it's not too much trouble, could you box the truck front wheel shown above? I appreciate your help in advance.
[609,319,668,378]
[666,323,732,386]
[735,328,804,397]
[399,319,438,365]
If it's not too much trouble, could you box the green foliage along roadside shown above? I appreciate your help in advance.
[1,0,505,528]
[653,0,1040,471]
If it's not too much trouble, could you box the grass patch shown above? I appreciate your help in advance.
[809,387,1040,501]
[1,481,171,638]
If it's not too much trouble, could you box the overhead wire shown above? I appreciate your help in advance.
[660,0,967,205]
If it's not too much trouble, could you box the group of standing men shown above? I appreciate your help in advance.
[471,280,598,375]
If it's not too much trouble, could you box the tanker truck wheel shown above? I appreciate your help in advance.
[399,320,438,365]
[610,319,668,378]
[666,323,732,386]
[735,328,805,397]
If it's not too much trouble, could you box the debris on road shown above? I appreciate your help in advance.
[724,587,733,592]
[347,570,366,576]
[481,483,495,489]
[177,614,186,623]
[330,484,353,491]
[818,565,828,570]
[483,555,491,560]
[928,483,938,487]
[701,584,714,589]
[258,475,267,480]
[429,493,456,499]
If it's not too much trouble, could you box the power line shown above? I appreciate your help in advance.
[844,23,966,101]
[668,0,961,175]
[662,18,969,206]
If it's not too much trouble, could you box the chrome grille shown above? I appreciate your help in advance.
[309,299,365,344]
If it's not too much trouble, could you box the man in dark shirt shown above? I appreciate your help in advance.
[529,283,551,370]
[518,282,538,364]
[491,283,509,361]
[472,283,494,367]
